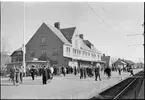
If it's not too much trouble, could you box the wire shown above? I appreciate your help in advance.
[127,34,144,36]
[84,2,117,34]
[128,44,144,47]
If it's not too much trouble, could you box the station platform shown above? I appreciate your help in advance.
[1,68,143,99]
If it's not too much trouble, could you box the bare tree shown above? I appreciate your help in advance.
[109,57,118,66]
[0,37,11,68]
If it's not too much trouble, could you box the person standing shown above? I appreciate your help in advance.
[10,65,16,85]
[30,65,35,80]
[83,67,86,79]
[74,66,77,76]
[118,66,121,75]
[104,66,111,79]
[19,66,24,83]
[63,67,66,77]
[129,67,134,76]
[94,64,101,81]
[80,66,84,79]
[42,65,48,85]
[50,66,54,80]
[46,66,51,82]
[15,66,20,86]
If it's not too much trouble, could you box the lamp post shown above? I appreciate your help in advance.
[23,2,26,76]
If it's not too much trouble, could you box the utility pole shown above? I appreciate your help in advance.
[23,2,26,76]
[127,22,144,47]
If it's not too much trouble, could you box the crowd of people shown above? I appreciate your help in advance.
[9,65,24,86]
[9,63,134,86]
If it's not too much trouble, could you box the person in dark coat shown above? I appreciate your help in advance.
[74,66,77,75]
[83,67,86,79]
[94,65,101,81]
[118,67,121,75]
[30,65,35,80]
[46,66,51,82]
[19,66,23,83]
[9,66,16,85]
[42,65,48,85]
[104,66,111,79]
[129,67,134,76]
[80,66,84,79]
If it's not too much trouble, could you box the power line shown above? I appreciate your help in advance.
[128,44,144,47]
[127,34,144,36]
[84,2,117,34]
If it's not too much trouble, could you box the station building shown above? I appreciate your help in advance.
[10,22,103,68]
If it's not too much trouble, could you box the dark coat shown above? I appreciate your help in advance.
[80,67,84,76]
[42,68,48,80]
[105,67,111,76]
[94,67,100,75]
[47,68,51,80]
[30,68,35,74]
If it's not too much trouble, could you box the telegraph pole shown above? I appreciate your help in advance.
[23,2,26,76]
[127,22,144,47]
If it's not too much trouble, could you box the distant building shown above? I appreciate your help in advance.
[112,58,135,69]
[10,22,103,68]
[101,54,110,67]
[112,59,127,69]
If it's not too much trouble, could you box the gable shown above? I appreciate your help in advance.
[26,22,71,48]
[60,27,76,43]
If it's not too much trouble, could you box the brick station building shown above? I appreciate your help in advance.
[10,22,103,69]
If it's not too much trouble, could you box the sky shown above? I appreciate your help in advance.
[1,2,144,62]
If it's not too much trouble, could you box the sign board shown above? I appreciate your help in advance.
[33,58,38,60]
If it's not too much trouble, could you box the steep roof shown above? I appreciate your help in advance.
[113,60,126,65]
[83,40,101,53]
[15,47,22,51]
[60,27,76,43]
[83,40,91,45]
[121,59,135,65]
[46,23,72,46]
[80,40,93,51]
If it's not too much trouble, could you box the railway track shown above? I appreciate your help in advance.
[90,70,144,99]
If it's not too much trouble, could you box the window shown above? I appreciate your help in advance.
[77,50,79,54]
[42,49,46,55]
[85,52,87,56]
[98,55,100,59]
[94,54,96,57]
[41,37,46,43]
[79,50,81,55]
[66,47,68,52]
[74,49,76,54]
[83,51,85,55]
[88,52,90,56]
[67,47,70,53]
[75,39,78,46]
[17,51,22,55]
[31,51,35,57]
[73,49,75,53]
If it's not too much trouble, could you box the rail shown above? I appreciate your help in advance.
[90,70,144,99]
[113,71,143,99]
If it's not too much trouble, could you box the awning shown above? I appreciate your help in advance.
[95,60,106,64]
[26,60,47,63]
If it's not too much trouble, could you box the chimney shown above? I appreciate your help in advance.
[103,54,105,57]
[54,22,60,29]
[79,34,84,40]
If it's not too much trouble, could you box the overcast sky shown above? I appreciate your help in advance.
[1,2,144,62]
